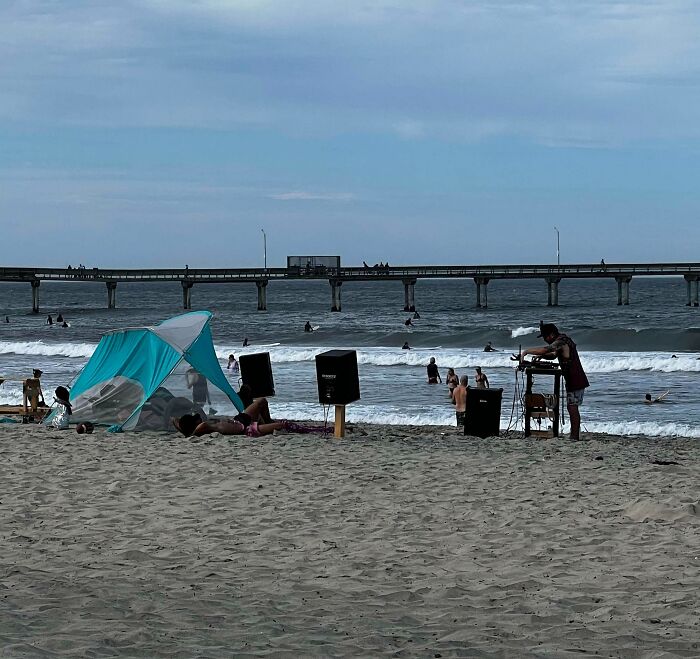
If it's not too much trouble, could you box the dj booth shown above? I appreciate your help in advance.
[523,364,563,438]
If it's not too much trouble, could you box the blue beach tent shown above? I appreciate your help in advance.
[46,311,243,431]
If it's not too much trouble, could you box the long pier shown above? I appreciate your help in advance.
[1,263,699,312]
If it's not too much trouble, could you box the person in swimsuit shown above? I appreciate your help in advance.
[174,398,285,438]
[186,368,211,407]
[23,369,45,414]
[446,368,459,397]
[475,367,489,389]
[426,357,441,384]
[452,375,468,427]
[227,354,239,372]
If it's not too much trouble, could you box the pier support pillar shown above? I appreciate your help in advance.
[106,282,117,309]
[474,277,489,308]
[181,280,193,310]
[546,277,561,306]
[402,278,417,312]
[615,276,631,306]
[330,279,343,312]
[31,280,40,314]
[256,280,268,311]
[684,275,699,306]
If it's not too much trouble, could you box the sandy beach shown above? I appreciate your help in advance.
[1,423,699,657]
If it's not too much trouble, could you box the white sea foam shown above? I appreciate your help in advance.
[217,345,700,374]
[585,420,700,439]
[0,340,95,359]
[273,402,700,437]
[510,326,538,338]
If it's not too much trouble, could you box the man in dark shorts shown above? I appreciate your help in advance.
[452,375,468,427]
[426,357,441,384]
[521,323,590,440]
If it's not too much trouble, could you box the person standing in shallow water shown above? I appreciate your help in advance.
[426,357,441,384]
[475,367,489,389]
[520,323,589,441]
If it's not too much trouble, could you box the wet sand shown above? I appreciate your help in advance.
[1,423,699,657]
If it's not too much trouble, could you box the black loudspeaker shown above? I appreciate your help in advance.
[315,350,360,405]
[239,352,275,398]
[464,387,502,438]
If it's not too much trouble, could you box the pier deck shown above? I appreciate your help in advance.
[1,263,699,312]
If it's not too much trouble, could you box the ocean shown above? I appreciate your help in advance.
[1,277,699,437]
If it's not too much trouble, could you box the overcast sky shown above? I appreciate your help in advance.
[2,1,700,267]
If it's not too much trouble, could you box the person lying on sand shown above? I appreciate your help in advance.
[173,397,327,438]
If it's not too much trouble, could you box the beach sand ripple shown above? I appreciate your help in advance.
[1,424,700,656]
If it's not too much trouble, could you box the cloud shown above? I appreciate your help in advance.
[1,1,700,143]
[269,191,356,201]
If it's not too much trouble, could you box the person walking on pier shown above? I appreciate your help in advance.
[520,323,589,441]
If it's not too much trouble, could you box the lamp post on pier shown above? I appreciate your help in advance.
[261,229,267,270]
[554,226,560,266]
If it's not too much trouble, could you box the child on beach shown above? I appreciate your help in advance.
[51,386,72,429]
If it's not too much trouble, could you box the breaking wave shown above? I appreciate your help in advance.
[217,345,700,373]
[0,340,96,359]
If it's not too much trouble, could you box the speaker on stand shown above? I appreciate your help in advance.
[315,350,360,437]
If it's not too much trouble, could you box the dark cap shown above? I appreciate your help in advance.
[538,323,559,338]
[33,368,43,376]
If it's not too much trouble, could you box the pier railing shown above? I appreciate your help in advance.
[1,262,699,312]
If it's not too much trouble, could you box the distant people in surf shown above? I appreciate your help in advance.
[242,337,249,347]
[413,311,420,319]
[56,313,64,322]
[47,314,53,325]
[427,357,441,384]
[475,367,489,389]
[402,342,411,350]
[304,321,313,332]
[452,375,468,427]
[645,392,669,404]
[227,354,239,372]
[404,318,412,327]
[484,341,497,352]
[446,368,459,396]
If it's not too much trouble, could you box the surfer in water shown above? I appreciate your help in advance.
[304,321,313,332]
[645,392,669,404]
[484,341,497,352]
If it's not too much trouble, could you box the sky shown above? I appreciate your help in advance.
[2,0,700,268]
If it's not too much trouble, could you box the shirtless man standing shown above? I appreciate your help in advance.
[452,375,468,427]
